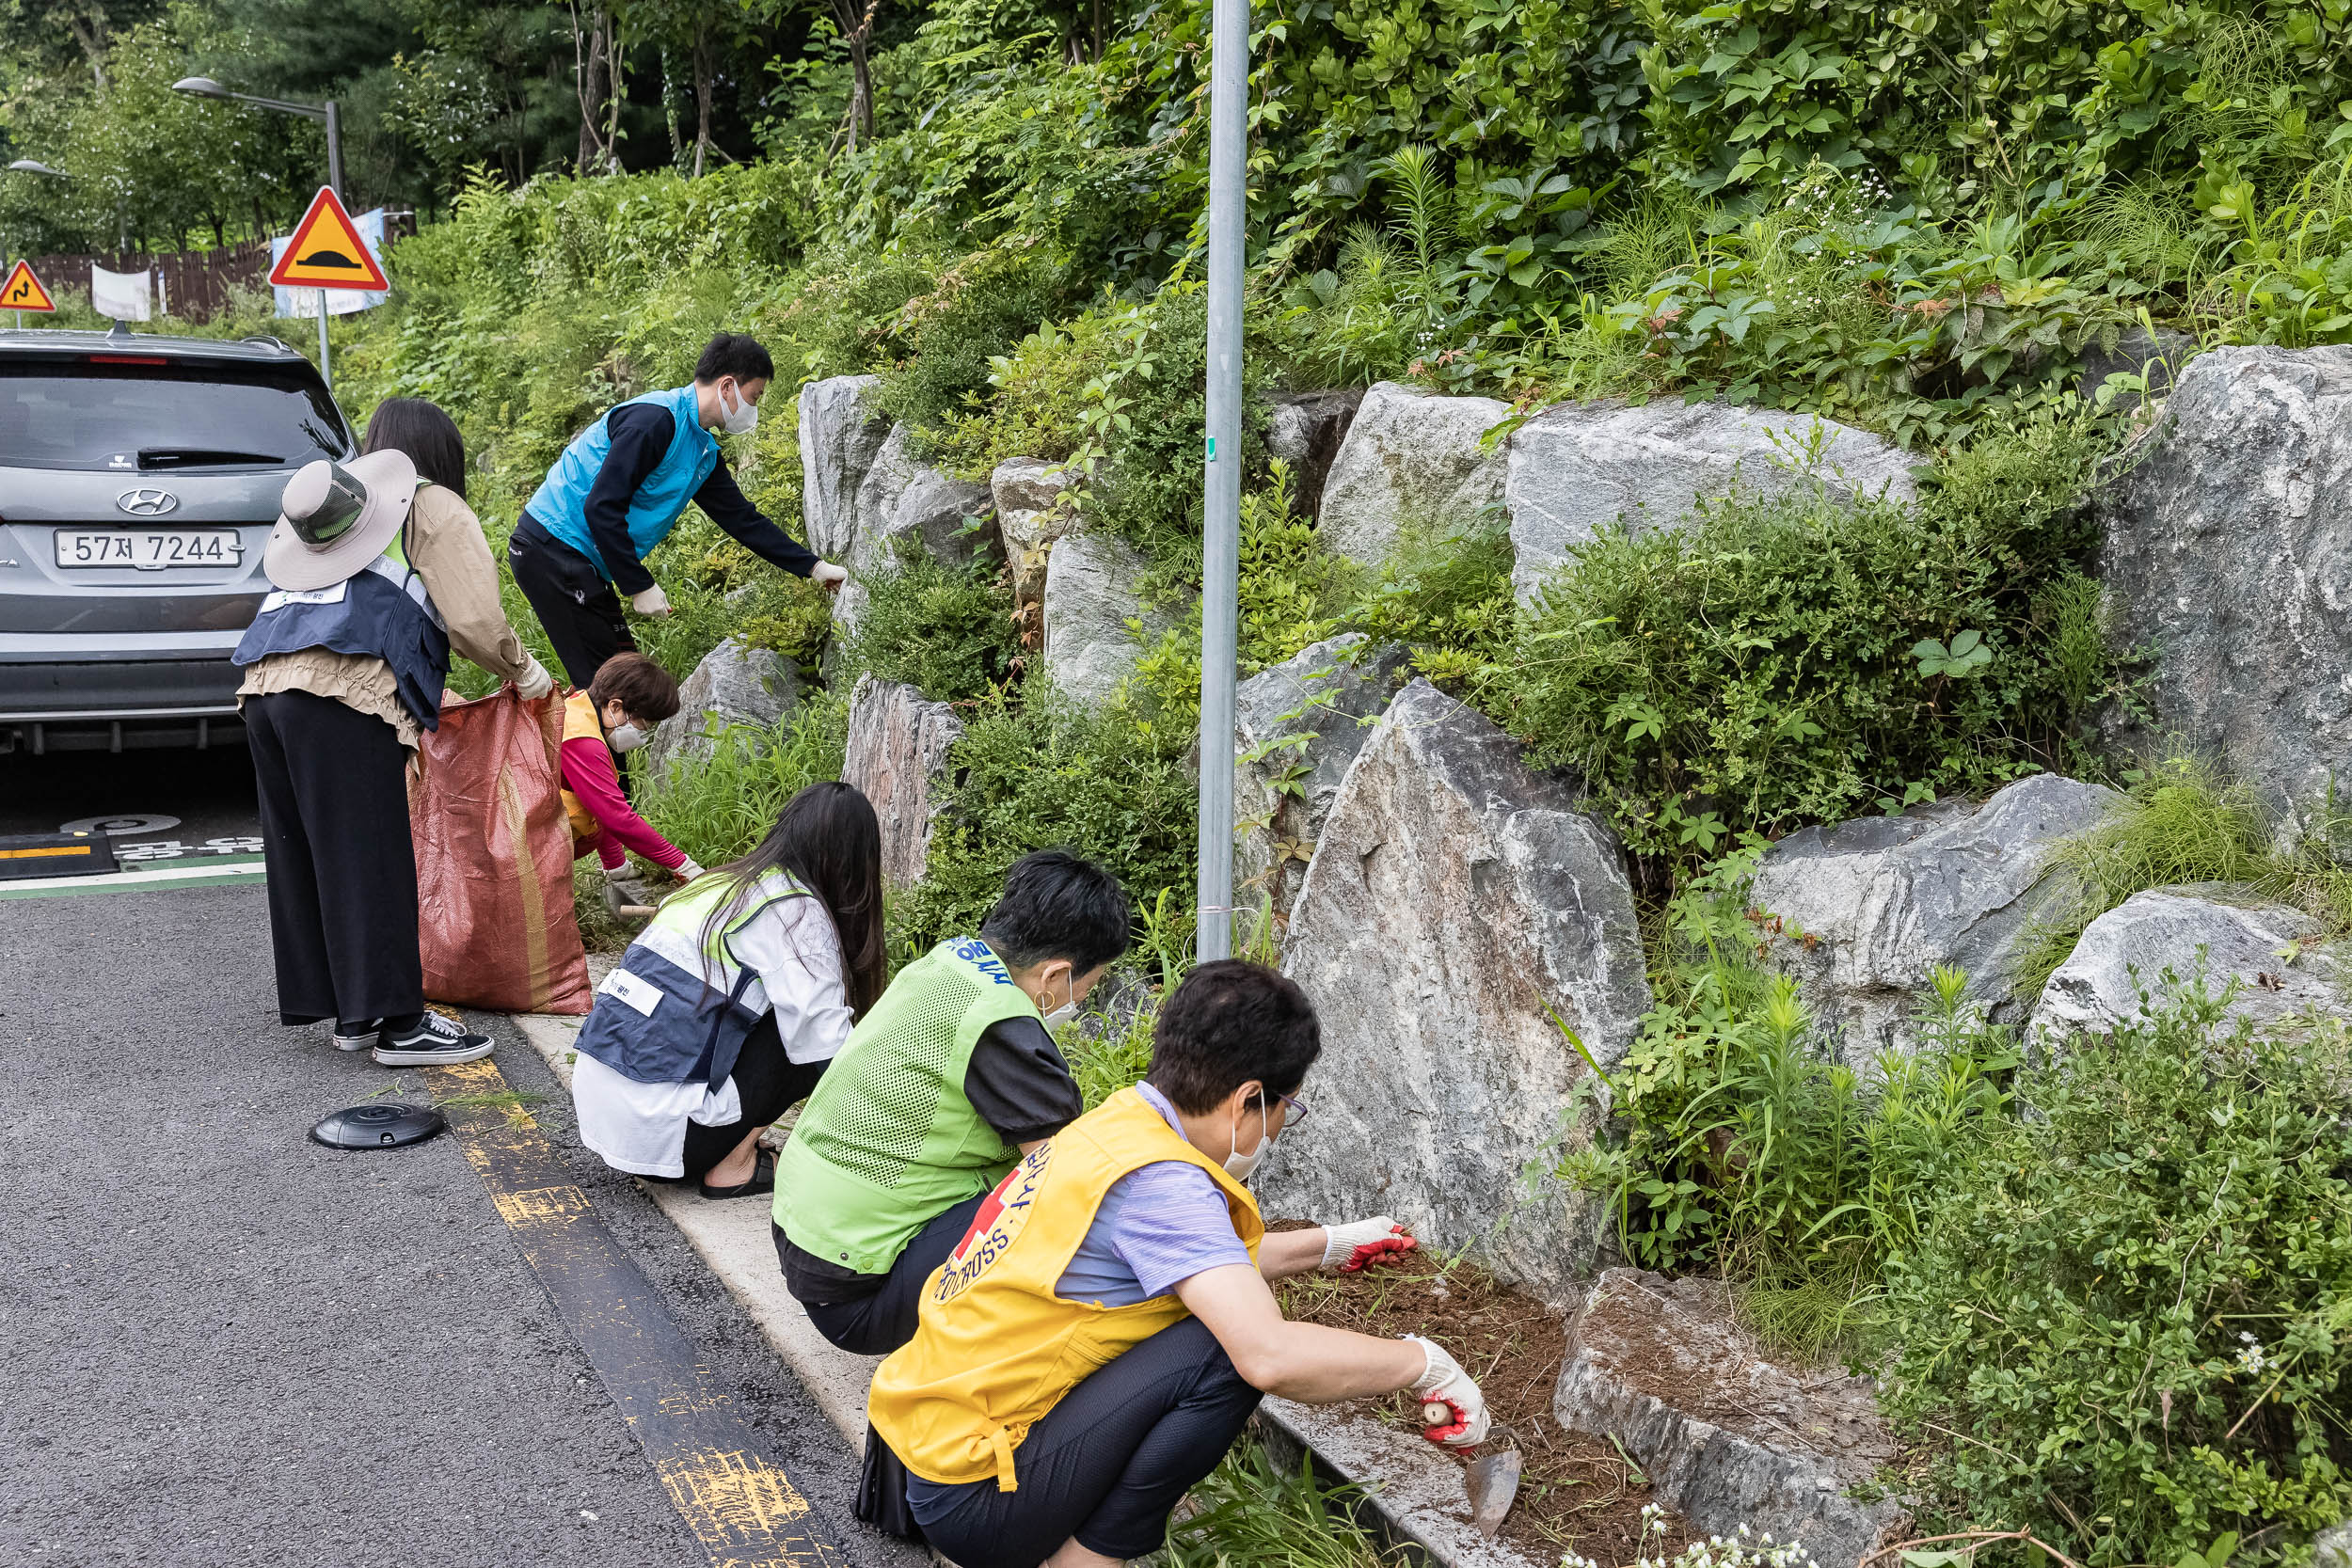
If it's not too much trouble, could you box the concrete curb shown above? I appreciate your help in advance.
[507,1013,1541,1568]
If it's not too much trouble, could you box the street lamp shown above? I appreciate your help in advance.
[173,74,344,386]
[3,160,72,325]
[172,77,342,200]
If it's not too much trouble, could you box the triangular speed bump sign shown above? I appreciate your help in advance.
[1,260,56,313]
[269,187,389,293]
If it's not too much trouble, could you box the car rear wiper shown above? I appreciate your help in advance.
[137,447,285,468]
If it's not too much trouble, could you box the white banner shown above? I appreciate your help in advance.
[273,207,389,318]
[90,263,152,322]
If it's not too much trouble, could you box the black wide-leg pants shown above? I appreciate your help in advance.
[245,689,423,1026]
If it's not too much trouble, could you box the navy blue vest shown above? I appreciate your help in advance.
[232,513,452,732]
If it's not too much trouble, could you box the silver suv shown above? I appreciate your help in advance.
[0,325,355,752]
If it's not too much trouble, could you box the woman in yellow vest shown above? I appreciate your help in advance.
[557,651,694,916]
[864,960,1492,1567]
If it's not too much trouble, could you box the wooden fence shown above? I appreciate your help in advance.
[26,212,417,322]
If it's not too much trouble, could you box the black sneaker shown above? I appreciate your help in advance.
[330,1018,384,1053]
[372,1011,494,1067]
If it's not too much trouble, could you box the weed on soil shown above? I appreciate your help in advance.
[1275,1232,1692,1564]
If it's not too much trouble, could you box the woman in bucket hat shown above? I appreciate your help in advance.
[233,398,552,1067]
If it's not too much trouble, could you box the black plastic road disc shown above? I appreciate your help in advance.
[310,1101,446,1150]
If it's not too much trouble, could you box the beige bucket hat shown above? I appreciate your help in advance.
[262,449,419,593]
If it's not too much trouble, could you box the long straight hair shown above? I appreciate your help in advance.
[696,782,887,1019]
[360,397,468,500]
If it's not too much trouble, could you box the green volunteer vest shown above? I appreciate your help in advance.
[773,937,1043,1275]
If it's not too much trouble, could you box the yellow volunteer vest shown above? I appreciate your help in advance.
[558,689,603,843]
[867,1085,1265,1492]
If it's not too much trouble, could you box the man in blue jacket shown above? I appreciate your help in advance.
[508,332,848,687]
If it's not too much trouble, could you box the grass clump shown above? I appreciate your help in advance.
[640,689,852,867]
[1882,992,2352,1564]
[1164,1439,1392,1568]
[2016,754,2352,999]
[845,542,1021,704]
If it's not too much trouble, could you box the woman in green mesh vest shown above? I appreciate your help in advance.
[773,850,1132,1354]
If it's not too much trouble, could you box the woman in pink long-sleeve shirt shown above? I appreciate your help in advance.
[559,652,702,886]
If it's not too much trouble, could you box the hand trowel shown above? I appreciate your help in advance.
[1461,1446,1522,1537]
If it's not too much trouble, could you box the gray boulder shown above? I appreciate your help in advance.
[993,456,1082,652]
[833,424,995,635]
[1266,388,1362,523]
[1316,382,1511,569]
[841,675,963,888]
[1553,1269,1910,1568]
[1040,531,1182,709]
[1504,402,1915,605]
[2316,1521,2352,1568]
[1260,679,1650,1305]
[797,373,889,562]
[643,636,803,782]
[1751,774,2124,1066]
[2028,884,2345,1046]
[2097,346,2352,834]
[1232,634,1412,928]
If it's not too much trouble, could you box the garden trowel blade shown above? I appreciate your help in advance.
[1464,1447,1522,1537]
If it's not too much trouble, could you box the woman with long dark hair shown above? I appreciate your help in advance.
[568,782,887,1196]
[233,396,550,1066]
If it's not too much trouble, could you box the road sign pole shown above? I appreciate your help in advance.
[1194,0,1248,965]
[325,101,343,203]
[316,290,331,388]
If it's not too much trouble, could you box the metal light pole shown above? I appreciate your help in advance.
[1194,0,1248,964]
[173,76,343,386]
[5,160,71,328]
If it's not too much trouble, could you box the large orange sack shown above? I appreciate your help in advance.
[410,685,592,1015]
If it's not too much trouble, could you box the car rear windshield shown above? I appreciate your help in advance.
[0,357,352,472]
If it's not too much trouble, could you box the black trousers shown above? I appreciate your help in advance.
[899,1316,1263,1567]
[507,515,635,689]
[774,1192,991,1355]
[664,1016,829,1183]
[245,690,422,1025]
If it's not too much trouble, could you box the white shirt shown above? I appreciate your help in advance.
[573,882,855,1179]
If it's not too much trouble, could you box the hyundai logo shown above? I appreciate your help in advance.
[116,488,181,516]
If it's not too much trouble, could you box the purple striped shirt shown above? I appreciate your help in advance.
[1054,1081,1251,1305]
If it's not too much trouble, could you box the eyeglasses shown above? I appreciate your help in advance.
[1273,1090,1309,1127]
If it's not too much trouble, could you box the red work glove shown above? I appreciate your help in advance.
[1405,1335,1490,1448]
[1320,1215,1418,1273]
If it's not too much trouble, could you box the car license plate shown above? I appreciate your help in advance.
[54,529,244,570]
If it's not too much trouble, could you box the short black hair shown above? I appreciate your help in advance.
[587,652,681,723]
[978,850,1132,975]
[694,332,774,386]
[1146,960,1322,1114]
[360,397,467,501]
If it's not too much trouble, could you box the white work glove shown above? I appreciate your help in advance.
[1405,1335,1490,1449]
[628,584,672,617]
[675,857,705,881]
[514,653,553,702]
[811,560,849,593]
[1321,1215,1418,1273]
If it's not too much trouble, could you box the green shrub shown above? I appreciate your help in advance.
[1238,463,1358,673]
[639,689,852,866]
[893,691,1198,951]
[1883,992,2352,1564]
[1486,411,2110,864]
[844,542,1021,704]
[1340,513,1517,689]
[874,247,1069,438]
[1554,854,2017,1358]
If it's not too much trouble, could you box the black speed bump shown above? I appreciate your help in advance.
[0,832,119,880]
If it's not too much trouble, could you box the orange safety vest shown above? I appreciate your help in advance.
[558,689,605,844]
[866,1085,1264,1491]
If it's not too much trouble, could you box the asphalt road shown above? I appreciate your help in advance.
[0,741,262,860]
[0,879,923,1568]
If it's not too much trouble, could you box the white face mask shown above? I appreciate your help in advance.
[1039,969,1079,1032]
[607,721,649,753]
[1224,1088,1275,1181]
[718,381,759,436]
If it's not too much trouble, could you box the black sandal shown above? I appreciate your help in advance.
[699,1148,776,1200]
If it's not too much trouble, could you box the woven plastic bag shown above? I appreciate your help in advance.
[410,685,593,1015]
